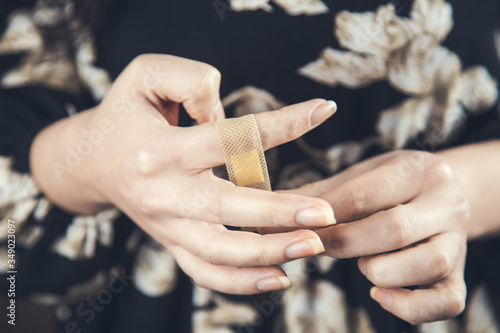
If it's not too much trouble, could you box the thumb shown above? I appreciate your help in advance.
[118,54,225,123]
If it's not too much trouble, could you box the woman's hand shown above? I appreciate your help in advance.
[286,150,471,324]
[30,54,337,294]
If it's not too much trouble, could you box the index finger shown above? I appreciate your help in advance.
[180,99,337,169]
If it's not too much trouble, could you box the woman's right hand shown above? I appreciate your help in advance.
[31,54,337,294]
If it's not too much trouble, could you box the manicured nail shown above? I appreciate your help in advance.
[257,276,291,291]
[296,206,336,226]
[370,287,392,309]
[358,257,367,276]
[286,238,325,260]
[310,100,337,127]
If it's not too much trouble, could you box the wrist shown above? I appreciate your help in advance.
[72,107,116,212]
[436,141,500,240]
[435,152,474,237]
[30,107,113,214]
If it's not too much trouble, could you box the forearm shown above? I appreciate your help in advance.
[29,108,110,215]
[438,140,500,240]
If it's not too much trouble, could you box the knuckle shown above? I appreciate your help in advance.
[129,54,153,71]
[207,194,230,224]
[269,202,285,227]
[199,65,221,91]
[430,249,453,280]
[283,114,298,138]
[345,180,368,216]
[323,230,350,258]
[446,290,466,317]
[365,261,383,286]
[132,149,156,176]
[206,240,224,265]
[259,112,282,150]
[225,270,247,295]
[452,191,471,222]
[271,108,302,144]
[255,244,273,266]
[428,158,454,182]
[386,210,412,248]
[246,248,269,267]
[132,146,183,176]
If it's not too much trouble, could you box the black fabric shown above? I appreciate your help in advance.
[0,1,499,332]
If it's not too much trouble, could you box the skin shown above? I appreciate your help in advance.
[29,54,500,323]
[285,142,500,324]
[30,54,338,295]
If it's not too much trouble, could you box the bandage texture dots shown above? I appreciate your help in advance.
[215,114,272,191]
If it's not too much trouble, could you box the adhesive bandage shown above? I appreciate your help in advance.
[215,114,272,192]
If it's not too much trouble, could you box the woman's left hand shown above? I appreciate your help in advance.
[286,150,470,324]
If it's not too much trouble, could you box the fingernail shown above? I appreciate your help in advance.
[296,206,336,226]
[358,257,367,276]
[286,238,325,260]
[370,287,392,309]
[310,100,337,127]
[257,276,291,291]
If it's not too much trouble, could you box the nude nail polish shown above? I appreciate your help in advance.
[257,276,291,291]
[310,100,337,127]
[285,238,325,260]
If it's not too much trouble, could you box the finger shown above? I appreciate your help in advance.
[124,54,224,123]
[317,190,456,258]
[320,151,448,223]
[165,219,325,266]
[261,152,418,235]
[359,232,464,289]
[181,99,337,168]
[282,152,399,197]
[168,245,291,295]
[171,174,336,227]
[369,255,467,324]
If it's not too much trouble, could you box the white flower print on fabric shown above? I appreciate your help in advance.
[29,266,129,306]
[420,320,461,333]
[464,285,500,333]
[0,153,119,263]
[0,0,111,101]
[222,86,285,118]
[280,258,377,333]
[0,156,39,244]
[192,285,258,333]
[275,161,324,190]
[132,240,178,297]
[295,136,379,174]
[300,0,498,149]
[51,208,119,260]
[229,0,328,16]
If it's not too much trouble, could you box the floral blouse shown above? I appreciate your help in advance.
[0,0,499,332]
